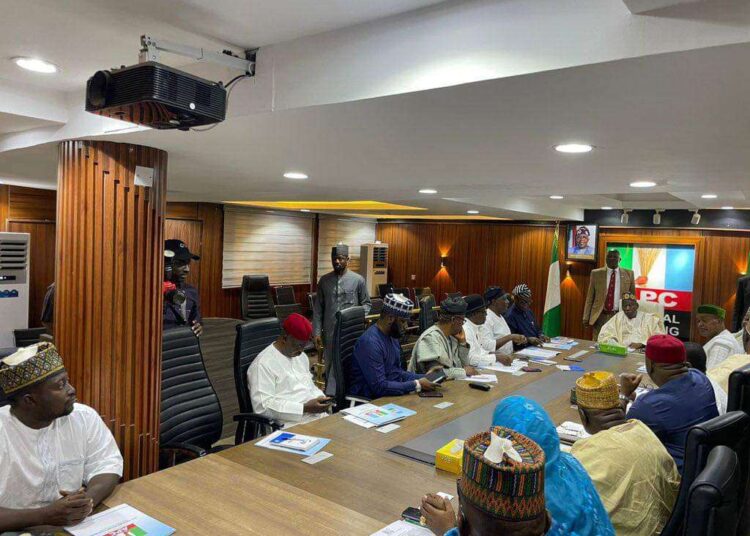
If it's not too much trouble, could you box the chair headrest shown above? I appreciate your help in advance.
[243,275,270,291]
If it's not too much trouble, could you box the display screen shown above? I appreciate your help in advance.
[0,275,16,281]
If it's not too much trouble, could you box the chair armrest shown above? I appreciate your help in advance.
[345,395,371,407]
[160,442,208,468]
[233,412,282,430]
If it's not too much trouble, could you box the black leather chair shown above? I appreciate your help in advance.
[160,327,227,468]
[684,445,742,536]
[369,298,384,316]
[378,283,393,299]
[233,318,284,444]
[307,292,316,315]
[275,303,303,324]
[392,287,410,300]
[325,306,366,408]
[418,295,436,334]
[445,291,462,300]
[240,275,275,320]
[728,363,750,414]
[13,327,48,347]
[275,286,297,306]
[660,411,750,536]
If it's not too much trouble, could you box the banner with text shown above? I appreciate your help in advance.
[610,243,696,340]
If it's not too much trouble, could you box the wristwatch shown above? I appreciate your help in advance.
[414,379,422,393]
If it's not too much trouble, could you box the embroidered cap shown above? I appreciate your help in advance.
[512,284,531,299]
[645,334,686,364]
[383,293,413,318]
[697,304,726,320]
[575,371,620,410]
[459,426,546,522]
[0,343,65,396]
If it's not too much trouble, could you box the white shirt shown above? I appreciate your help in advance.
[485,309,514,355]
[704,329,745,370]
[606,267,621,312]
[248,343,327,428]
[707,376,727,415]
[0,403,123,510]
[463,318,497,367]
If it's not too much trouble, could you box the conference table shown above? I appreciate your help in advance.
[103,339,645,535]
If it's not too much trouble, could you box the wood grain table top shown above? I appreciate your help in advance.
[104,339,646,535]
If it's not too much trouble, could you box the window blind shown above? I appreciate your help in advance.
[316,215,376,277]
[222,206,313,288]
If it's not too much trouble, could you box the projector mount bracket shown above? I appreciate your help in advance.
[139,35,256,76]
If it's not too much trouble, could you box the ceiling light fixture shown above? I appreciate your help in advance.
[467,210,480,215]
[629,180,656,188]
[722,206,734,210]
[620,210,631,225]
[549,195,564,200]
[701,194,717,199]
[691,210,701,225]
[419,188,437,194]
[13,57,58,74]
[283,172,308,180]
[653,210,662,225]
[554,143,593,154]
[601,206,613,210]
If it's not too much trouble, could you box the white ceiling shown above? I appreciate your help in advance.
[0,112,59,135]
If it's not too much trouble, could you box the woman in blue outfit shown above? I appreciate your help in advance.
[492,396,615,536]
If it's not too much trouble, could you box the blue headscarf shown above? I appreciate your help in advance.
[492,396,614,536]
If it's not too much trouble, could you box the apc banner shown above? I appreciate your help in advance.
[610,243,696,341]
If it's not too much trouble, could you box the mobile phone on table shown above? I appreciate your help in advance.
[522,366,542,372]
[401,507,423,525]
[469,382,491,391]
[425,369,447,384]
[419,391,443,398]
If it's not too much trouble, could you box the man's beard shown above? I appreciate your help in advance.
[333,265,345,274]
[389,321,405,339]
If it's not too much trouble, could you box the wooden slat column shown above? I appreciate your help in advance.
[55,140,167,480]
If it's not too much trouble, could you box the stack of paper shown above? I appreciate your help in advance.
[458,374,498,383]
[543,337,579,351]
[636,364,647,373]
[256,430,330,456]
[371,520,434,536]
[482,359,526,374]
[66,504,175,536]
[556,421,591,444]
[516,347,559,360]
[341,403,416,426]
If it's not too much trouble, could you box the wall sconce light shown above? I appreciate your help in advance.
[440,255,447,268]
[691,210,701,225]
[620,209,631,225]
[653,210,662,225]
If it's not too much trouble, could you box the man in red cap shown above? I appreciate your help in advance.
[248,313,333,428]
[619,334,720,473]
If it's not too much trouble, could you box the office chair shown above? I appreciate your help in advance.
[727,363,750,535]
[307,292,316,315]
[369,298,384,315]
[233,318,284,444]
[240,275,275,320]
[413,287,432,301]
[378,283,394,299]
[684,445,741,536]
[392,287,410,300]
[445,291,462,300]
[13,327,49,347]
[160,327,228,468]
[660,411,750,536]
[326,306,368,408]
[418,295,436,334]
[274,303,304,324]
[274,285,297,306]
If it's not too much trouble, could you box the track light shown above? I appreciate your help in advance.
[691,210,701,225]
[620,210,630,225]
[653,210,662,225]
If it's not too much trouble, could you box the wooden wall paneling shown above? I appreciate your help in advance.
[56,140,166,480]
[165,202,199,220]
[7,185,56,221]
[6,221,56,328]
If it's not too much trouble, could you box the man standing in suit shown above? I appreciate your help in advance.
[732,274,750,332]
[583,250,635,340]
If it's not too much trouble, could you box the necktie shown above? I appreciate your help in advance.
[604,270,616,312]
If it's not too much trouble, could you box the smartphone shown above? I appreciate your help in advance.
[469,382,491,391]
[564,356,583,362]
[401,507,422,525]
[522,366,542,372]
[425,369,447,384]
[419,391,443,398]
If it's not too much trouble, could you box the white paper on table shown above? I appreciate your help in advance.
[636,364,647,373]
[343,414,377,428]
[516,347,559,359]
[482,359,526,374]
[529,358,557,366]
[556,365,571,371]
[434,401,454,409]
[377,423,401,434]
[556,421,591,440]
[302,451,333,464]
[458,374,498,383]
[371,520,434,536]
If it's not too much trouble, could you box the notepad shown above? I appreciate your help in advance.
[371,520,434,536]
[256,430,330,456]
[341,403,416,426]
[516,347,559,359]
[482,359,526,374]
[66,503,175,536]
[458,374,498,383]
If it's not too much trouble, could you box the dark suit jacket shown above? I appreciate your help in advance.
[733,275,750,332]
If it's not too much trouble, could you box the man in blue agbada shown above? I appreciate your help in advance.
[492,396,615,536]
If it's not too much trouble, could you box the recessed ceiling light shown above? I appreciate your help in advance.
[701,194,717,199]
[722,206,734,210]
[630,180,656,188]
[554,143,593,154]
[549,195,564,200]
[601,206,613,210]
[419,188,437,194]
[13,57,58,74]
[283,172,308,180]
[467,210,480,214]
[300,209,310,212]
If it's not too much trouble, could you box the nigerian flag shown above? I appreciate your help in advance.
[542,224,562,337]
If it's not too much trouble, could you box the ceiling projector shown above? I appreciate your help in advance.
[85,35,255,131]
[85,62,227,130]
